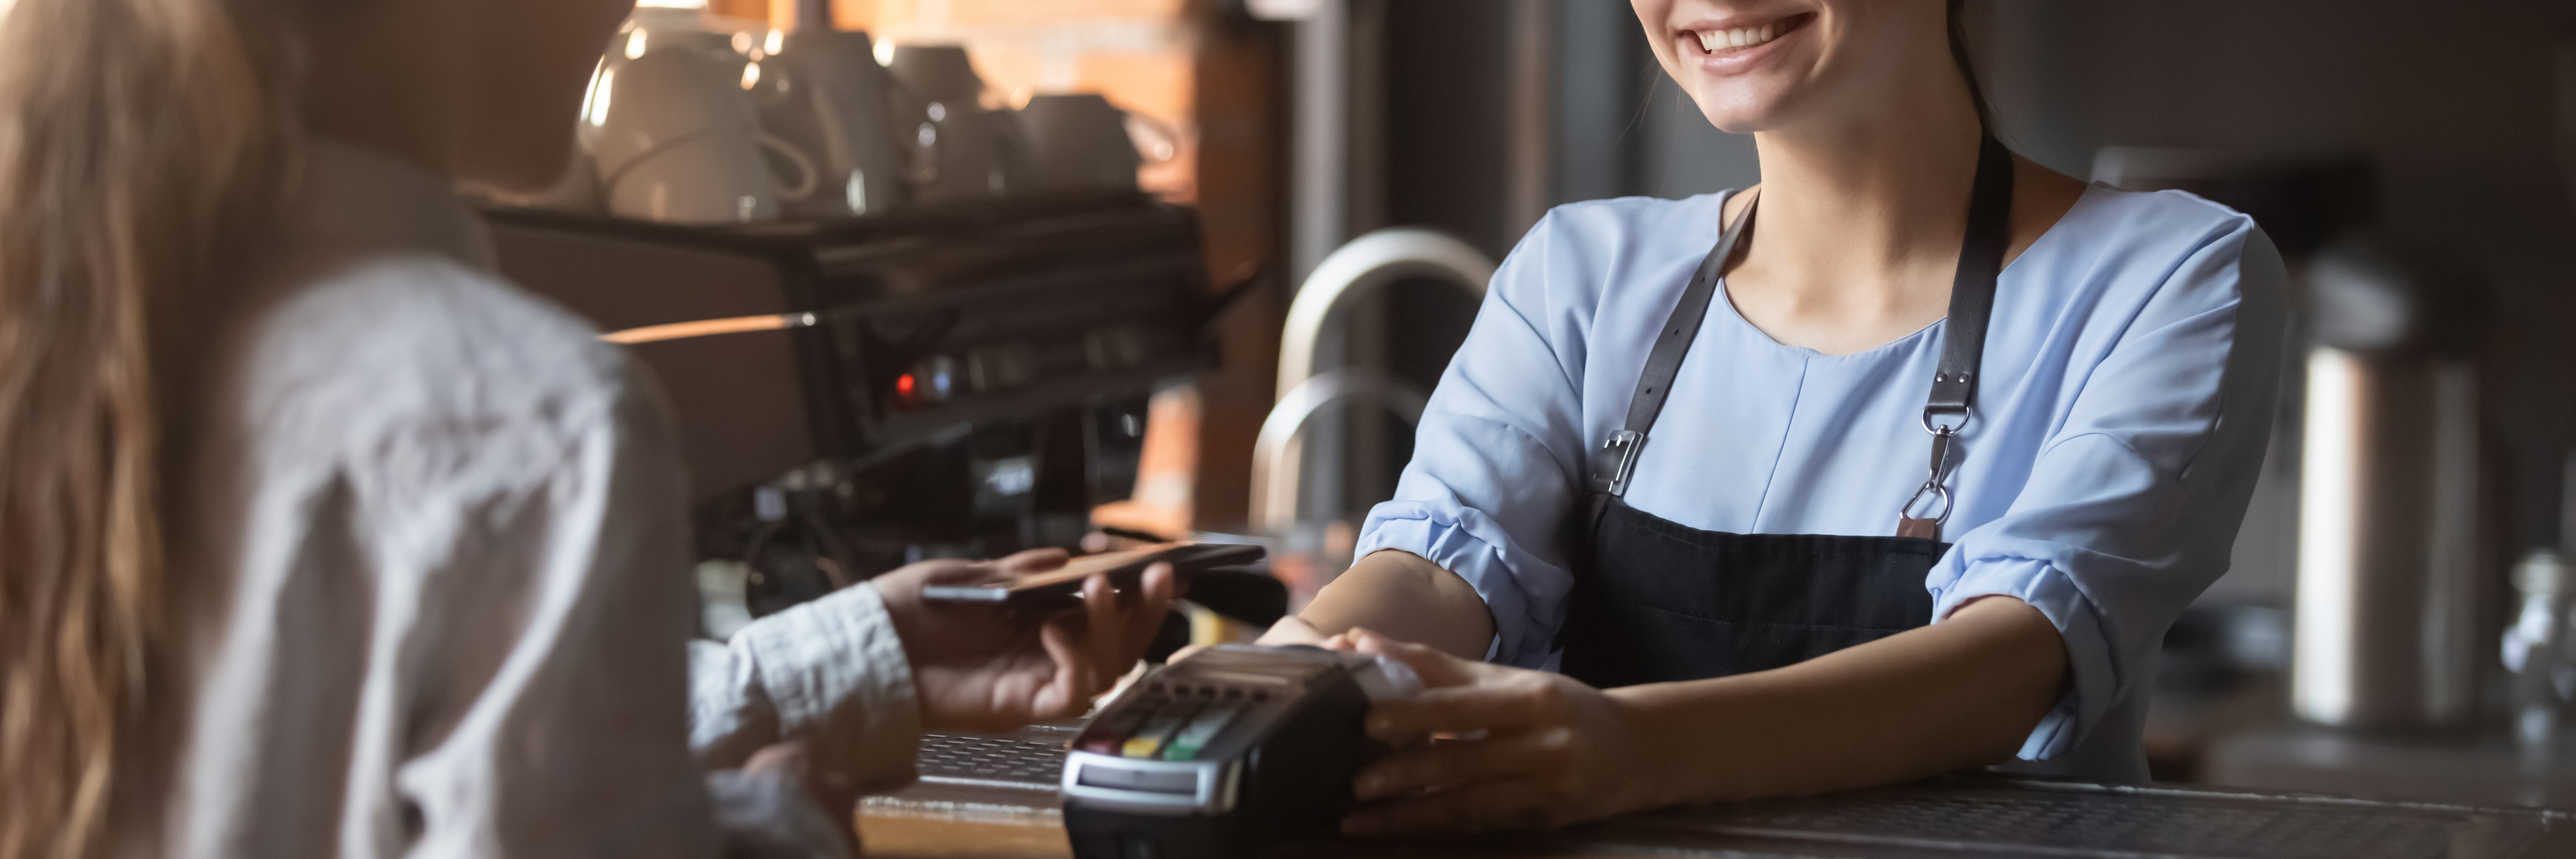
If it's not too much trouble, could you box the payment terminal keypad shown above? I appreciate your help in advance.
[1076,681,1269,761]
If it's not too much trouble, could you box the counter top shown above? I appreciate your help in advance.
[862,729,2576,859]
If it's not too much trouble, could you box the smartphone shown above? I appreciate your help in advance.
[919,542,1266,614]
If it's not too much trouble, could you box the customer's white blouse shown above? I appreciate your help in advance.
[1359,186,2287,781]
[140,141,918,857]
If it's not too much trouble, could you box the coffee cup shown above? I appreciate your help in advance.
[762,29,909,216]
[593,47,818,224]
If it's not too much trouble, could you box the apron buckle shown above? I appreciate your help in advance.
[1591,430,1646,496]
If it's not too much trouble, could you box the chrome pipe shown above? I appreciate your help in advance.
[1249,368,1429,536]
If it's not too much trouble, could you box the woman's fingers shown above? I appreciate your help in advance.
[1347,628,1480,688]
[1345,776,1570,834]
[1353,731,1560,800]
[1365,679,1564,739]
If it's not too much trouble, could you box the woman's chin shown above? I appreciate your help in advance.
[1686,84,1803,136]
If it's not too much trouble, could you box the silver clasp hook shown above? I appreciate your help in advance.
[1898,419,1960,530]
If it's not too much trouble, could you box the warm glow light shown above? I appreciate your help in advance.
[626,31,647,60]
[740,62,761,90]
[602,315,790,345]
[730,31,754,54]
[764,29,784,56]
[873,40,897,67]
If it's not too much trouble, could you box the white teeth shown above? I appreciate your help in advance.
[1697,22,1784,54]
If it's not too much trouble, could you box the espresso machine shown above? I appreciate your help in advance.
[481,191,1233,615]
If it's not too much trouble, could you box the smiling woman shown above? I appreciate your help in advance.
[1255,0,2288,835]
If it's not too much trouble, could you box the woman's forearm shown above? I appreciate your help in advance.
[1614,595,2070,805]
[1295,550,1495,660]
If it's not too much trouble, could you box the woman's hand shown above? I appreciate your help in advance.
[873,550,1177,733]
[1338,630,1666,833]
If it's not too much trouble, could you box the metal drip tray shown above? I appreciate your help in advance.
[914,725,1079,791]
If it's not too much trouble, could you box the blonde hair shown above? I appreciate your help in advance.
[0,0,301,854]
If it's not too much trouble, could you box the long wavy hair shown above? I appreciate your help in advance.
[0,0,303,854]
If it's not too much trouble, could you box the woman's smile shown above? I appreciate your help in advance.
[1677,11,1815,72]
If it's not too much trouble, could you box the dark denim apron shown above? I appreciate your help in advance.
[1558,136,2016,688]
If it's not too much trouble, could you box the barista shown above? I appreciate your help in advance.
[1263,0,2287,832]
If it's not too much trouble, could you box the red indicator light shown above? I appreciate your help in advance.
[896,373,916,396]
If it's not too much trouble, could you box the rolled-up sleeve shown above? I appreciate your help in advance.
[688,582,923,792]
[1927,221,2287,761]
[1357,211,1597,669]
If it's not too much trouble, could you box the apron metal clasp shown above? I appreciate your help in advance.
[1593,430,1646,496]
[1897,420,1960,538]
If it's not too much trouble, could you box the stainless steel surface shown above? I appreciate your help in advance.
[2296,345,2483,728]
[2293,235,2485,729]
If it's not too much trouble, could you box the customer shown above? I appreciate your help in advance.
[1262,0,2286,832]
[0,0,1170,856]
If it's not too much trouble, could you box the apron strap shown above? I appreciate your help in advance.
[1896,135,2017,539]
[1582,136,2019,548]
[1586,192,1758,500]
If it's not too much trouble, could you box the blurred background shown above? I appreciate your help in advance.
[486,0,2576,807]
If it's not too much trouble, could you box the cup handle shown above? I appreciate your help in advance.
[1124,111,1182,164]
[757,132,821,203]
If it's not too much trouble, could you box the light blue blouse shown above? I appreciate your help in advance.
[1355,185,2287,780]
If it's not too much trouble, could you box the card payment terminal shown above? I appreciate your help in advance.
[1060,646,1419,859]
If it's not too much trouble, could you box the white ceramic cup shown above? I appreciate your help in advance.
[594,47,818,224]
[764,29,909,216]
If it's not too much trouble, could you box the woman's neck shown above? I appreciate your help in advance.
[1713,69,2094,357]
[1743,86,1986,288]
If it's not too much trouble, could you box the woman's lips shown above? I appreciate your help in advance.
[1684,12,1813,57]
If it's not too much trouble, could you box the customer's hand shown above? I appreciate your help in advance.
[873,550,1177,733]
[1336,629,1663,833]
